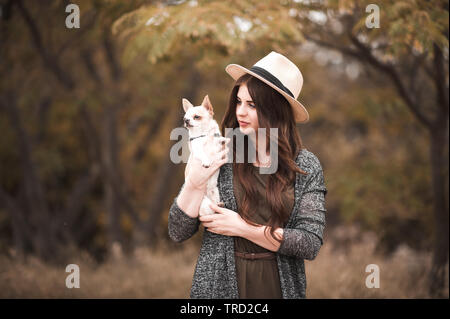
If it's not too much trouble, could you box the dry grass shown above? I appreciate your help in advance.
[307,225,449,298]
[0,242,199,298]
[0,227,448,298]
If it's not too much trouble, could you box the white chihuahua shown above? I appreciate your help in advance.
[182,95,228,216]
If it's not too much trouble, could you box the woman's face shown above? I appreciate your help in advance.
[236,84,259,135]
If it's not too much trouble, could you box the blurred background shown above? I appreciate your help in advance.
[0,0,448,298]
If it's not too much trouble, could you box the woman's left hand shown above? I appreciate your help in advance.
[199,202,247,237]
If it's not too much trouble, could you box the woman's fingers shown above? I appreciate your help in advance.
[221,149,228,160]
[202,221,214,228]
[199,214,218,228]
[208,148,228,170]
[220,147,229,159]
[218,138,230,153]
[208,136,230,162]
[209,202,222,213]
[199,214,215,222]
[221,137,230,149]
[218,137,230,149]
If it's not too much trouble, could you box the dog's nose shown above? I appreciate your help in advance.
[184,118,190,125]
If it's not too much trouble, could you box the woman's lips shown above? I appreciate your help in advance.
[239,121,249,127]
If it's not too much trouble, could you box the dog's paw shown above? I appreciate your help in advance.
[199,206,215,216]
[217,202,225,208]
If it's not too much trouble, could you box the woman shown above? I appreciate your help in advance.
[168,51,327,299]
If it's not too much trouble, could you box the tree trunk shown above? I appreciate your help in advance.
[141,67,201,245]
[103,105,124,250]
[145,116,184,242]
[2,96,55,260]
[428,125,449,298]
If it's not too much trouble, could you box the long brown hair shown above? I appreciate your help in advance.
[221,73,308,243]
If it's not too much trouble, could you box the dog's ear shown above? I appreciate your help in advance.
[182,98,194,112]
[201,95,214,116]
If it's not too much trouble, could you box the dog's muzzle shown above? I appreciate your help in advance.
[183,118,192,128]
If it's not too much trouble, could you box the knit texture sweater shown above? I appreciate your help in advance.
[168,148,328,299]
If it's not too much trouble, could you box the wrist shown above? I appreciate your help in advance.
[238,217,250,238]
[185,178,206,192]
[239,218,259,239]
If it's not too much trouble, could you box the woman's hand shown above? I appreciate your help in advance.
[201,203,283,251]
[199,202,248,237]
[185,137,230,191]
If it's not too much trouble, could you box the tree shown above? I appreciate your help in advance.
[297,0,449,298]
[0,0,151,260]
[0,0,210,261]
[113,0,448,296]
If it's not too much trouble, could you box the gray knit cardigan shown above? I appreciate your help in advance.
[168,148,328,299]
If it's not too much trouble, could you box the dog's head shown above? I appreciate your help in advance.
[182,95,215,135]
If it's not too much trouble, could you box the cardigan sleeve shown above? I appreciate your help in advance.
[168,182,201,243]
[277,154,327,260]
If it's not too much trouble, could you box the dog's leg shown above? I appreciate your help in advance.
[199,136,215,168]
[191,141,210,168]
[199,196,215,216]
[185,153,194,180]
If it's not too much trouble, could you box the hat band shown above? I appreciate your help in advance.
[249,66,294,99]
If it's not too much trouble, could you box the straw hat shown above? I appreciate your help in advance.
[225,51,309,123]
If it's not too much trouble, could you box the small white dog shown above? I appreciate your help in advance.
[182,95,228,216]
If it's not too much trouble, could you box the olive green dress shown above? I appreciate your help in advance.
[233,165,295,299]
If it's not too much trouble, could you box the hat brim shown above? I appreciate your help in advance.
[225,64,309,123]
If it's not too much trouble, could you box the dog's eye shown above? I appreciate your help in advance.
[194,115,201,120]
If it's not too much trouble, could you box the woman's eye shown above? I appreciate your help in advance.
[236,99,254,108]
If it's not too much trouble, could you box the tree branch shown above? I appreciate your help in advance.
[0,185,33,247]
[64,165,101,233]
[348,33,433,129]
[303,34,361,59]
[432,43,449,116]
[103,29,122,81]
[15,0,75,89]
[78,103,145,231]
[56,9,99,58]
[132,109,169,162]
[81,48,103,85]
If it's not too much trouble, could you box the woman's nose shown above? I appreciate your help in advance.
[236,104,246,116]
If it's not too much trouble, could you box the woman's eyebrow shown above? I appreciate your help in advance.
[237,96,254,102]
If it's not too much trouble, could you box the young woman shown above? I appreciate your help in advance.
[169,52,328,299]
